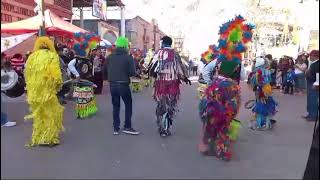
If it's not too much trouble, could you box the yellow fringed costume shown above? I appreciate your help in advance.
[24,37,64,147]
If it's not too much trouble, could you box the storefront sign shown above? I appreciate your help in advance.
[92,0,107,21]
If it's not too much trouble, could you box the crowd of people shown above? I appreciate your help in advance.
[260,53,310,95]
[1,31,318,164]
[249,51,319,123]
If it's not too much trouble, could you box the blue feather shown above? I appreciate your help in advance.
[235,43,246,53]
[243,31,253,39]
[247,23,255,30]
[218,54,227,61]
[218,39,227,48]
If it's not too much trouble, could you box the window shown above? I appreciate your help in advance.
[1,14,12,22]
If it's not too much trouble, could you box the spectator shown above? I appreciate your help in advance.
[265,54,273,69]
[1,53,17,127]
[284,68,295,94]
[278,56,294,92]
[294,55,308,94]
[92,47,105,94]
[104,37,139,135]
[59,46,73,64]
[303,50,319,122]
[10,53,25,74]
[269,58,278,87]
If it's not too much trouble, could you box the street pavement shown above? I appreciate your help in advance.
[1,79,315,179]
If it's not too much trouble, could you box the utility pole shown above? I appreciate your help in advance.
[79,7,84,29]
[120,6,126,37]
[34,0,45,36]
[152,19,157,50]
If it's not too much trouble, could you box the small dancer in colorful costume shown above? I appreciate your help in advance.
[68,32,99,119]
[248,57,278,130]
[149,36,191,137]
[198,15,254,160]
[24,36,64,147]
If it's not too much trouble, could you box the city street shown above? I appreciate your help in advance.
[1,79,315,179]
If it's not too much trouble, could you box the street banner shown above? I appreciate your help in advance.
[1,32,36,53]
[92,0,107,21]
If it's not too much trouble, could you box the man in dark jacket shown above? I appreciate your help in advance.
[105,37,139,135]
[303,50,319,122]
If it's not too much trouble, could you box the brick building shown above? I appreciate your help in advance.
[73,16,166,52]
[1,0,72,24]
[106,16,166,52]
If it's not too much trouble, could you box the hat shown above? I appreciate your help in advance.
[309,50,319,58]
[255,57,265,68]
[115,36,129,49]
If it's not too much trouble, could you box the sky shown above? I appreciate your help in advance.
[73,0,319,58]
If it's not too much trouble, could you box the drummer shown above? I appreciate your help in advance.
[57,46,71,104]
[68,34,98,119]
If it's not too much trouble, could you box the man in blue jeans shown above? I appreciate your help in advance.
[303,50,319,122]
[105,37,139,135]
[1,95,16,127]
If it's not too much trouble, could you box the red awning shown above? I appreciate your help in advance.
[1,10,87,37]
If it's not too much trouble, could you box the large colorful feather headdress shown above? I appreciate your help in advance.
[201,44,219,65]
[217,15,255,76]
[72,32,100,57]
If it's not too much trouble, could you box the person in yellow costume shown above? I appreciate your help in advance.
[24,36,64,147]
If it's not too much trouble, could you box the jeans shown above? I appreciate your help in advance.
[93,71,103,94]
[294,73,306,91]
[271,73,276,86]
[306,82,319,119]
[110,82,132,131]
[1,96,8,126]
[281,71,287,90]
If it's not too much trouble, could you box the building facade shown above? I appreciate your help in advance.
[173,36,184,53]
[1,0,72,24]
[107,16,166,52]
[72,19,119,44]
[72,16,167,53]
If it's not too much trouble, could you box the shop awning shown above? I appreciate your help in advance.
[1,10,87,37]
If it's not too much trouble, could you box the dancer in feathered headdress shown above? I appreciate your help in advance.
[197,15,254,160]
[217,15,255,84]
[24,36,64,147]
[68,32,100,118]
[247,57,278,130]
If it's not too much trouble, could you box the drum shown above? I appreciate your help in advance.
[75,57,93,80]
[1,69,25,98]
[72,80,97,118]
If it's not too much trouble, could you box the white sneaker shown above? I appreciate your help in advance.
[2,121,16,127]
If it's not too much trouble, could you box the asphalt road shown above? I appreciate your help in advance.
[1,79,315,179]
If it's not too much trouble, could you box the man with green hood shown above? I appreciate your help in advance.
[104,36,139,135]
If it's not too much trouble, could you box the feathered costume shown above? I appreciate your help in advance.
[248,57,278,130]
[24,37,64,147]
[151,36,189,137]
[71,32,100,118]
[198,15,254,160]
[198,76,241,161]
